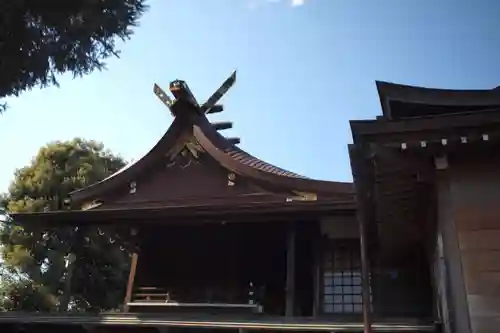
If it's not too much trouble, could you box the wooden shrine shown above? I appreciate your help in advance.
[6,75,497,333]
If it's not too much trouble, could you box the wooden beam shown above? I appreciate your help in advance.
[211,121,233,131]
[350,112,500,137]
[285,221,296,317]
[123,252,139,313]
[227,137,241,145]
[206,104,223,114]
[0,313,438,331]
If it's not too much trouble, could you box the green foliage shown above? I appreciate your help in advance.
[0,277,57,312]
[0,0,148,112]
[0,138,130,312]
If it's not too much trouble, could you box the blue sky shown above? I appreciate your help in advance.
[1,0,500,192]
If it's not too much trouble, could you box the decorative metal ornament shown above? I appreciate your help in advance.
[129,181,137,194]
[166,137,205,169]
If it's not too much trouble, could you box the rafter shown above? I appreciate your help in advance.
[227,137,241,145]
[206,104,224,114]
[211,121,233,131]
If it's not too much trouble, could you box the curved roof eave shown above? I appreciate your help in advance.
[69,112,354,205]
[376,81,500,117]
[69,117,185,203]
[192,114,354,195]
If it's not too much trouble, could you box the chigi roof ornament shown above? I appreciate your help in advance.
[154,71,236,115]
[153,71,241,145]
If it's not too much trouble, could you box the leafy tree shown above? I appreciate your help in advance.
[0,0,148,112]
[0,138,130,312]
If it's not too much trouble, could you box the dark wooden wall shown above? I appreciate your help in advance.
[440,156,500,333]
[134,222,289,313]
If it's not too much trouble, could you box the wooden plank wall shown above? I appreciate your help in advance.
[449,161,500,333]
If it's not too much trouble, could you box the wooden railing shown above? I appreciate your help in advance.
[128,286,263,313]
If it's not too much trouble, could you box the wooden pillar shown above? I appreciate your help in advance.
[312,226,322,317]
[285,221,296,317]
[60,225,81,312]
[358,211,372,333]
[123,252,139,312]
[123,227,140,313]
[60,252,76,312]
[435,166,471,333]
[349,145,372,333]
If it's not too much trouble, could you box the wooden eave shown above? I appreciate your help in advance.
[377,81,500,119]
[70,106,354,205]
[10,199,356,227]
[191,113,353,194]
[351,81,500,262]
[349,92,500,260]
[350,110,500,143]
[69,115,186,204]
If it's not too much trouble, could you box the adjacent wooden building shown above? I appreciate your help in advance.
[350,81,500,333]
[4,77,500,333]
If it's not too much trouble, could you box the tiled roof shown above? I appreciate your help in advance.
[225,146,307,179]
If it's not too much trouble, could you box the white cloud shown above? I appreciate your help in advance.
[246,0,307,10]
[291,0,306,6]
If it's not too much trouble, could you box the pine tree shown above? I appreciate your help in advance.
[0,138,130,312]
[0,0,148,112]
